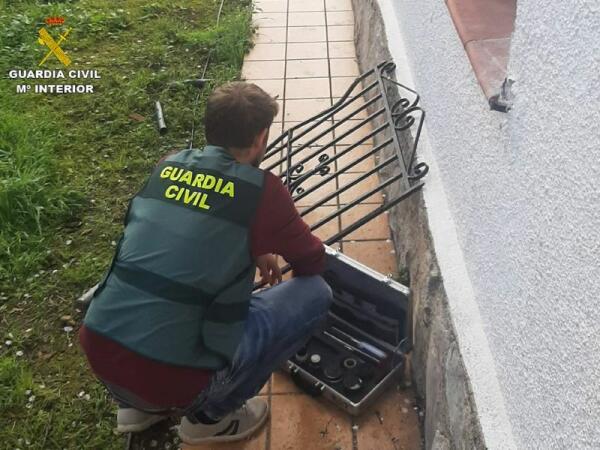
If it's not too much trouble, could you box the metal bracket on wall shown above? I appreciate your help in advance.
[261,60,428,247]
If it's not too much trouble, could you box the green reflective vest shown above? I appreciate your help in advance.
[84,146,265,370]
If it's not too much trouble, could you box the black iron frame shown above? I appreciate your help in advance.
[261,61,428,247]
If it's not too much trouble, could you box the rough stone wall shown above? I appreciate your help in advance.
[351,1,485,448]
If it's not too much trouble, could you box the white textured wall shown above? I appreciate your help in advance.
[386,0,600,448]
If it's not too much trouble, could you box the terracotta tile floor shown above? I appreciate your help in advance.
[183,1,422,448]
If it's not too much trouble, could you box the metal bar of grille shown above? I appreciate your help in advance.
[298,152,397,214]
[267,82,381,157]
[265,98,384,173]
[264,70,379,157]
[308,171,404,232]
[292,138,394,203]
[321,182,424,245]
[286,118,389,193]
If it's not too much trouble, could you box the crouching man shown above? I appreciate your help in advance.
[79,82,332,445]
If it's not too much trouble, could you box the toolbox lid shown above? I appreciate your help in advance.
[322,246,411,347]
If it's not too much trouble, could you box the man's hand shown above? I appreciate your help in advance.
[256,254,282,286]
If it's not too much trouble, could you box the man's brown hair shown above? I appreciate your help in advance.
[204,82,279,149]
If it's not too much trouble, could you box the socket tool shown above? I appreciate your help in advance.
[309,353,322,371]
[295,346,309,362]
[342,373,363,392]
[342,357,358,370]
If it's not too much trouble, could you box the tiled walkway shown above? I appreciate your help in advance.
[184,0,422,448]
[244,0,400,274]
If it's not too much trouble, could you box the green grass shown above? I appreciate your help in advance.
[0,0,254,447]
[0,356,33,411]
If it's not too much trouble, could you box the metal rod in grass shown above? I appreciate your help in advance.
[188,0,227,149]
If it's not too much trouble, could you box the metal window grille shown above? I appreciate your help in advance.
[261,61,429,247]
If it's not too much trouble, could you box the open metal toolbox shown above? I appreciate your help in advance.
[258,61,428,414]
[283,246,411,415]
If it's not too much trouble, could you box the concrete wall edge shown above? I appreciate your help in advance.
[374,0,517,447]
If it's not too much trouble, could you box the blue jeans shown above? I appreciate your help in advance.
[186,275,332,420]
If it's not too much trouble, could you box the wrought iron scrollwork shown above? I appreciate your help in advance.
[380,61,397,75]
[408,161,429,181]
[375,62,428,186]
[317,153,331,176]
[393,107,419,131]
[288,151,334,196]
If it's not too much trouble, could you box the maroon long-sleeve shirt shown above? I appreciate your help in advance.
[80,170,325,408]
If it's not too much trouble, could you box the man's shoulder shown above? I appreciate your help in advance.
[260,169,279,182]
[261,170,289,192]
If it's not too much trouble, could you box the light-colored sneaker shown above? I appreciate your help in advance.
[116,408,168,433]
[178,397,269,444]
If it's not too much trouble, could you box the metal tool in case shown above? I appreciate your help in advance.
[283,246,411,416]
